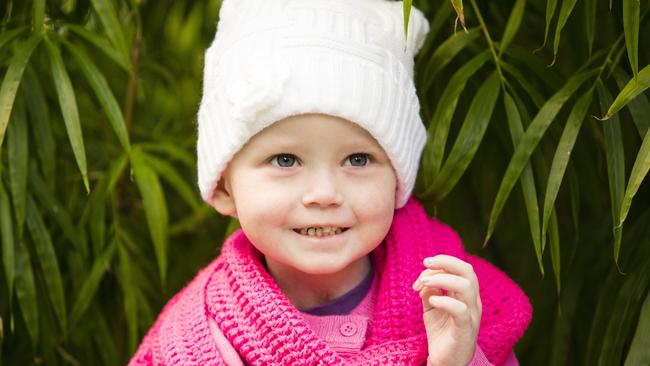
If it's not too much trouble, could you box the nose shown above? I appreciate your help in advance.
[301,168,343,207]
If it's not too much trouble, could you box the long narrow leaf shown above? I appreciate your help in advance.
[499,0,526,57]
[597,83,626,267]
[25,196,67,333]
[89,0,130,66]
[7,93,27,242]
[0,27,26,51]
[62,39,131,151]
[613,69,650,137]
[427,72,501,201]
[584,0,597,55]
[623,0,640,78]
[420,50,491,186]
[14,239,38,346]
[504,92,543,275]
[0,34,41,150]
[420,28,480,94]
[618,126,650,228]
[485,69,597,244]
[118,242,139,354]
[540,0,558,49]
[22,67,55,186]
[541,89,593,252]
[624,289,650,365]
[28,170,85,257]
[605,63,650,118]
[143,152,201,210]
[69,239,117,329]
[549,209,561,294]
[33,0,45,34]
[552,0,579,62]
[403,0,413,41]
[65,24,131,72]
[0,181,16,302]
[131,148,169,287]
[45,39,89,192]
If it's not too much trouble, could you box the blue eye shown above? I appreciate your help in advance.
[346,153,369,167]
[271,154,297,167]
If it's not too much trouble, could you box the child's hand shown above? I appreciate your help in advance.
[411,255,482,366]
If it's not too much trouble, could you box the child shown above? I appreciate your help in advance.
[129,0,531,365]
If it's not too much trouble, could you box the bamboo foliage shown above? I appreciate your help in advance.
[0,0,649,364]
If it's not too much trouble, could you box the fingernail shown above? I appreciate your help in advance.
[424,257,434,266]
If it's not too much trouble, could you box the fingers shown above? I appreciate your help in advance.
[414,272,475,304]
[426,295,471,323]
[423,255,477,282]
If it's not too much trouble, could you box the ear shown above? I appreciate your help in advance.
[210,177,238,218]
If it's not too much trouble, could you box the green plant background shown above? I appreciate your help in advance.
[1,0,649,365]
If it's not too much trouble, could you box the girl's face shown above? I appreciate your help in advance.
[212,113,397,277]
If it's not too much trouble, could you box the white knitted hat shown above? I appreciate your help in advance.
[197,0,430,208]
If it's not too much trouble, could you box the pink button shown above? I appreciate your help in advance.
[339,321,358,337]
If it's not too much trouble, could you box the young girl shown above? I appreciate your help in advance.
[129,1,531,365]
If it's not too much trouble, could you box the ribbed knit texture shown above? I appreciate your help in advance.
[129,197,532,365]
[197,0,430,208]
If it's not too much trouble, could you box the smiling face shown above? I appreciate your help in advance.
[211,113,397,278]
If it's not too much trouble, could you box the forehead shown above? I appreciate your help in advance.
[243,113,385,152]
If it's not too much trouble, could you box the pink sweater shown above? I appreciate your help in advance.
[129,197,531,365]
[207,267,519,365]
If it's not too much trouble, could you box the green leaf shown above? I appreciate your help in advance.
[0,181,16,302]
[45,39,90,193]
[64,24,131,72]
[449,0,466,31]
[596,83,626,267]
[33,0,45,34]
[623,0,640,78]
[89,0,130,66]
[22,67,55,186]
[549,210,561,294]
[613,69,650,137]
[499,0,526,57]
[403,0,413,42]
[426,72,501,201]
[598,265,650,365]
[541,89,593,253]
[118,242,138,354]
[503,92,543,275]
[25,195,67,333]
[584,0,597,55]
[606,63,650,118]
[420,28,480,94]
[540,0,558,49]
[0,34,41,151]
[140,142,196,169]
[618,124,650,230]
[143,152,201,210]
[28,170,85,257]
[14,239,38,347]
[485,68,597,245]
[0,27,26,51]
[420,50,490,186]
[415,2,453,73]
[62,39,131,151]
[552,0,579,63]
[624,289,650,365]
[131,148,169,286]
[7,94,27,239]
[502,62,546,108]
[69,239,116,329]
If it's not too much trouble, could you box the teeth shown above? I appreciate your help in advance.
[297,226,345,237]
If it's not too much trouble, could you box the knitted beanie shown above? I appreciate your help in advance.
[197,0,430,208]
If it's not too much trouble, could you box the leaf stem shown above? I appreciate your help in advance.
[469,0,504,84]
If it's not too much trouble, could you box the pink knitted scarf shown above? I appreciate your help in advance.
[130,197,531,366]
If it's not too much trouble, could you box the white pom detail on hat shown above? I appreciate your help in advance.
[197,0,430,208]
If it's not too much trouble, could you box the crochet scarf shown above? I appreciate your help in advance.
[131,197,531,366]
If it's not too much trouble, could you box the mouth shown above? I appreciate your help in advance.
[292,226,350,237]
